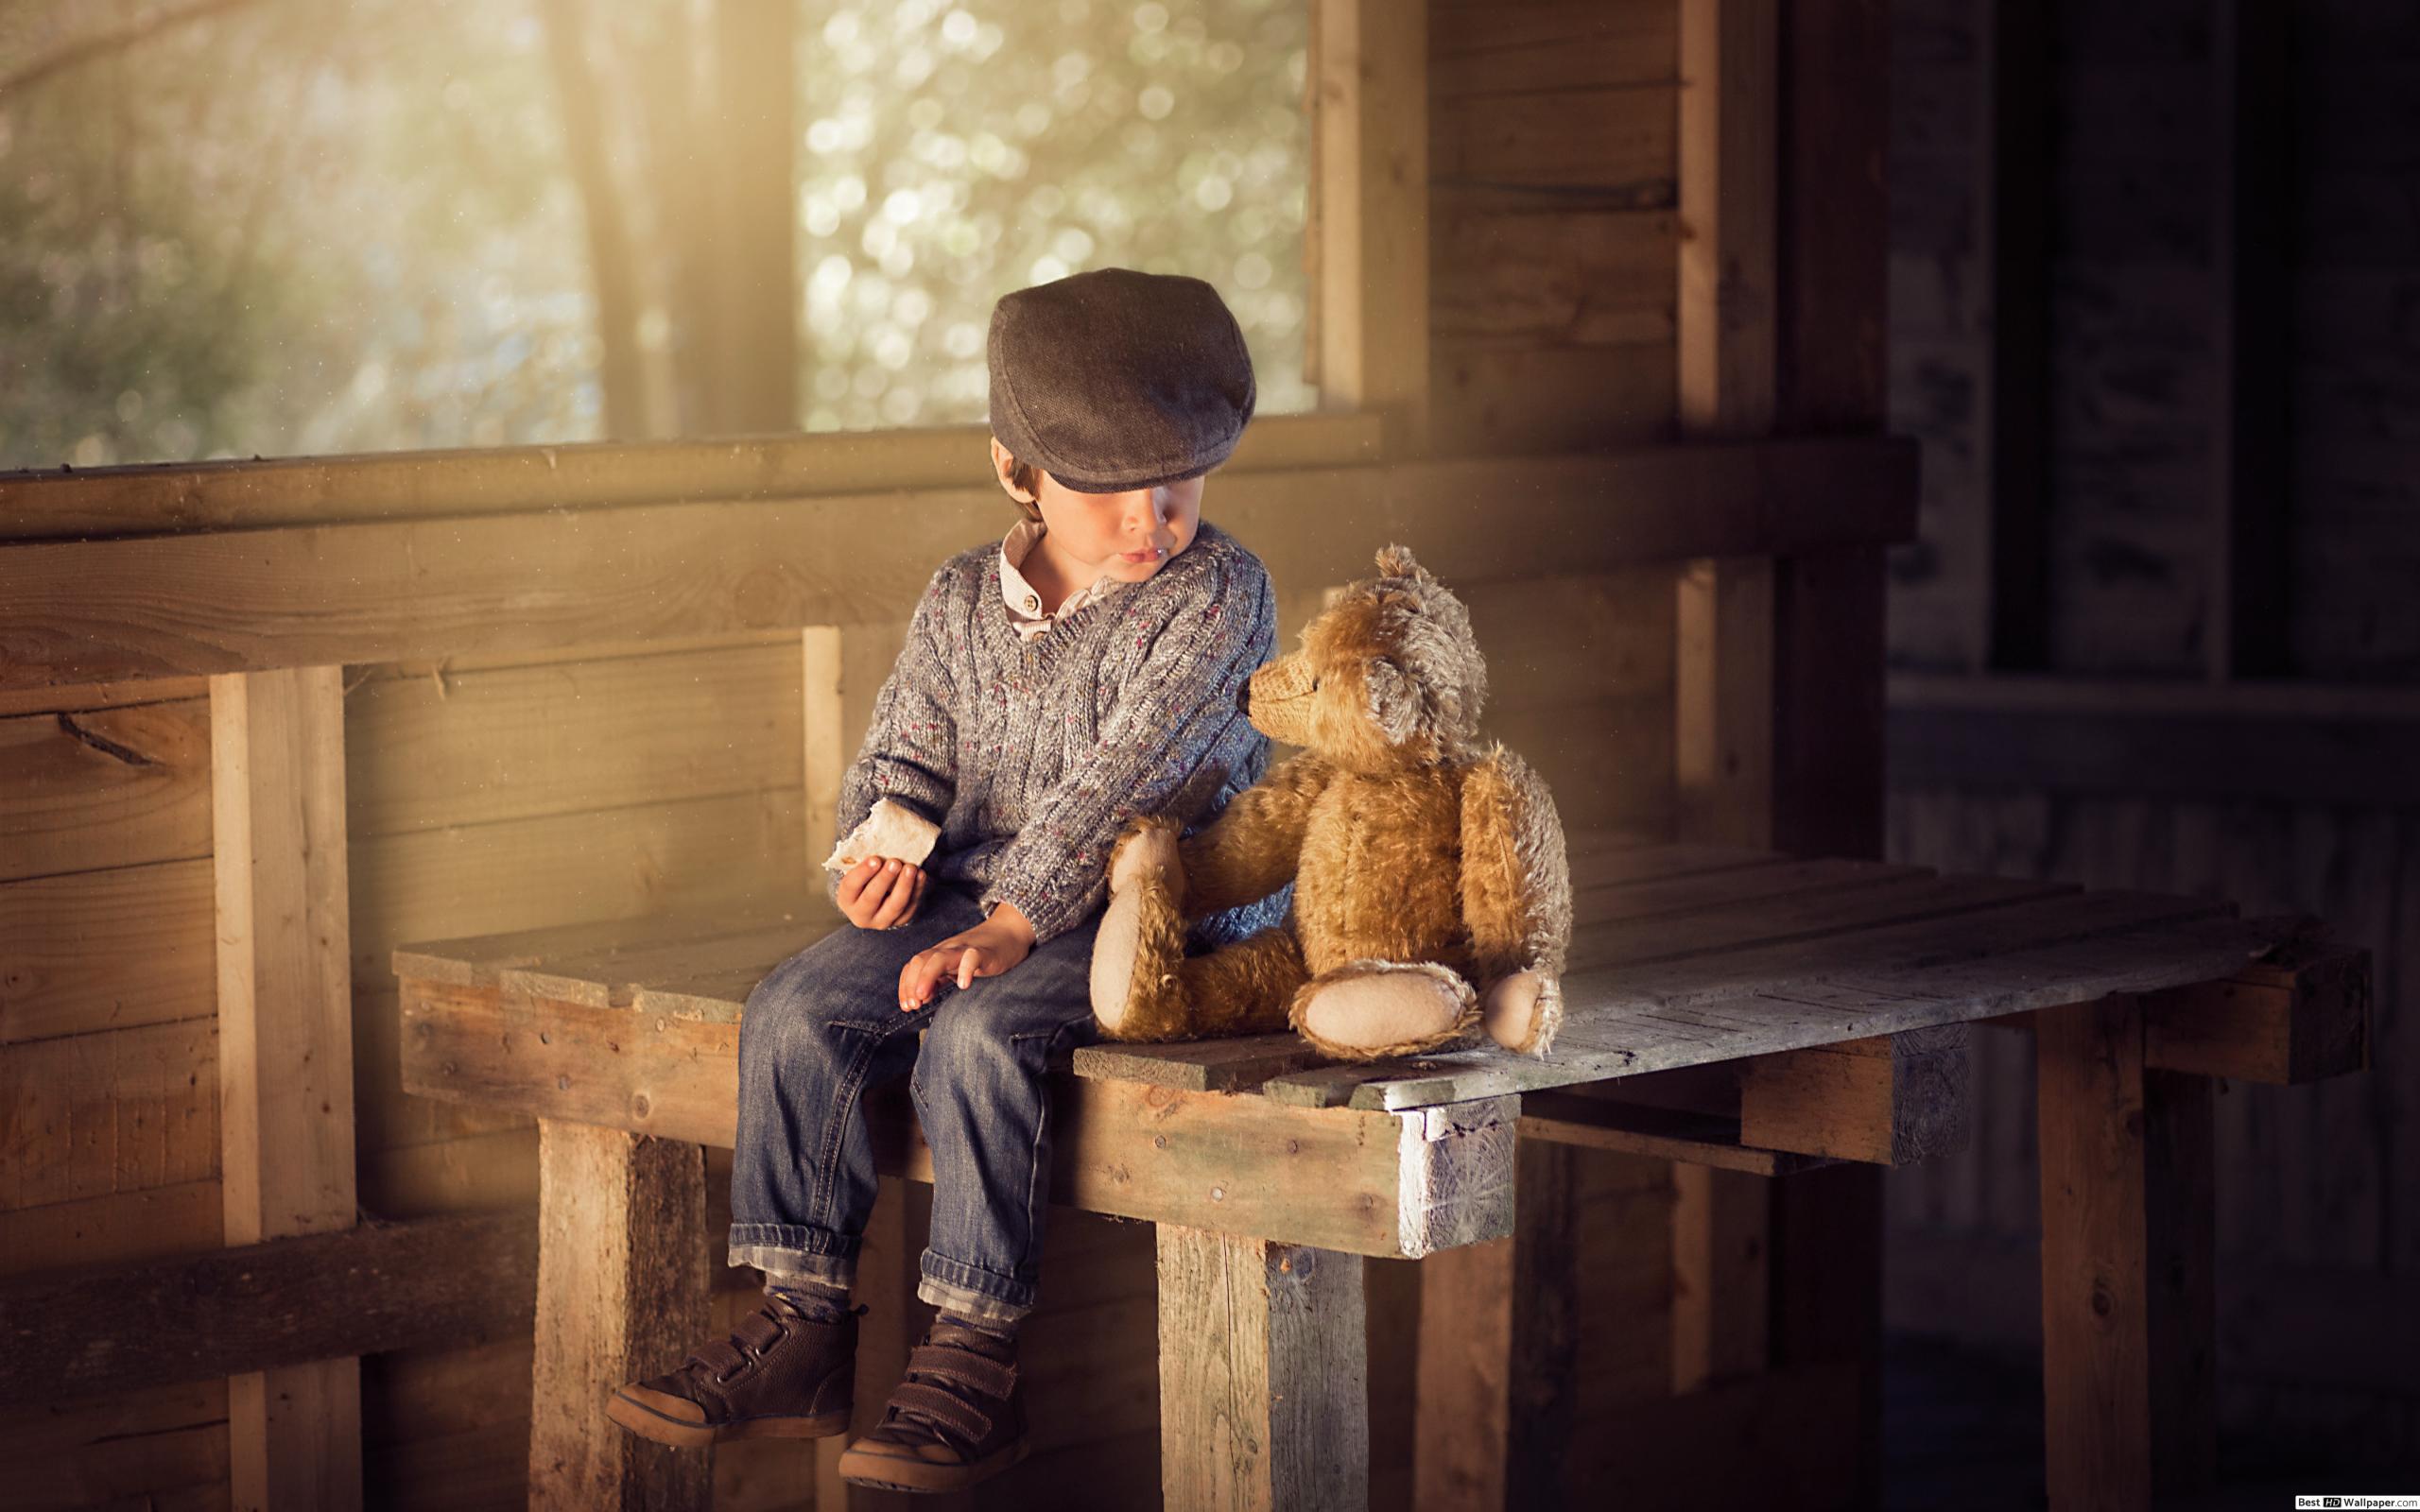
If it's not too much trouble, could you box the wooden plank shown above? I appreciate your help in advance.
[0,699,212,882]
[1074,1035,1327,1094]
[802,626,843,873]
[1516,1090,1835,1177]
[1568,872,2074,971]
[1265,889,2270,1110]
[0,1017,217,1211]
[0,1177,221,1274]
[0,1381,231,1512]
[1431,211,1677,348]
[211,664,361,1512]
[0,857,216,1045]
[1426,343,1675,455]
[1668,1163,1769,1390]
[1738,1027,1971,1165]
[1674,555,1774,849]
[0,1211,536,1405]
[1156,1228,1367,1512]
[344,639,802,836]
[1428,0,1675,99]
[1313,0,1430,453]
[396,978,1518,1260]
[2034,994,2218,1510]
[529,1122,711,1512]
[1677,0,1778,437]
[1,440,1919,689]
[0,675,209,718]
[1431,86,1677,198]
[1570,854,1923,927]
[0,413,1382,541]
[1996,931,2376,1086]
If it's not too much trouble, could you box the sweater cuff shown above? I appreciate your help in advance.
[977,871,1098,950]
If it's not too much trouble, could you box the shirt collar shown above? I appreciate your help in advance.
[998,519,1116,632]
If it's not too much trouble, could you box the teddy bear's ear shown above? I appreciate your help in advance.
[1374,543,1432,582]
[1365,656,1423,744]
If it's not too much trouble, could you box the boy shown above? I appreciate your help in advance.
[606,267,1285,1495]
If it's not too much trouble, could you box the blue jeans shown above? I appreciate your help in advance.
[727,881,1102,1325]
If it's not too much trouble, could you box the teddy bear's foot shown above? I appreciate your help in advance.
[1290,960,1480,1061]
[1089,867,1195,1041]
[1479,971,1563,1057]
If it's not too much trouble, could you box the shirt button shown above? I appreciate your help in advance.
[1025,594,1039,610]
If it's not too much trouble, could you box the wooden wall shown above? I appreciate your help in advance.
[1,680,228,1510]
[1426,0,1680,456]
[1880,0,2420,1474]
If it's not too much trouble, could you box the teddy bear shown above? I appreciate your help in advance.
[1087,543,1573,1060]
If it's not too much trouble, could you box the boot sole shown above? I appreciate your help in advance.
[835,1435,1030,1493]
[607,1389,853,1449]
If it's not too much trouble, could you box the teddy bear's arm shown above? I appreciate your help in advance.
[1459,743,1573,986]
[1178,749,1338,916]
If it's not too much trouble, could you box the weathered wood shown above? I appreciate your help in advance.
[0,1015,217,1211]
[1430,211,1676,348]
[396,977,1517,1260]
[1157,1227,1367,1512]
[0,857,216,1045]
[1428,0,1674,99]
[0,439,1917,689]
[801,626,844,873]
[1677,0,1778,437]
[0,699,212,882]
[1983,929,2375,1086]
[211,664,361,1512]
[0,1379,232,1512]
[1431,85,1676,198]
[0,413,1381,541]
[529,1121,712,1512]
[1426,341,1676,455]
[1738,1026,1971,1165]
[1668,1162,1769,1391]
[0,1210,536,1405]
[0,1176,221,1274]
[1675,555,1774,849]
[2034,993,2217,1511]
[1516,1089,1837,1177]
[343,639,802,837]
[1263,887,2274,1110]
[1313,0,1429,453]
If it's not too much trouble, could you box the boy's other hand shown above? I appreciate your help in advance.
[898,902,1036,1010]
[838,856,925,931]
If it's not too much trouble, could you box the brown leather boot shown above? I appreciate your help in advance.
[606,1293,858,1450]
[835,1318,1029,1493]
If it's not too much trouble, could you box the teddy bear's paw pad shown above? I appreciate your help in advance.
[1480,971,1557,1056]
[1089,887,1149,1034]
[1108,822,1182,897]
[1293,964,1476,1058]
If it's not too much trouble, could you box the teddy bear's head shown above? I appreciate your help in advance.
[1244,544,1487,771]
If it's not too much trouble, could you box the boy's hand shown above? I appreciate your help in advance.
[898,902,1036,1011]
[838,857,925,931]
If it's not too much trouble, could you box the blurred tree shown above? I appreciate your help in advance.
[0,0,1308,471]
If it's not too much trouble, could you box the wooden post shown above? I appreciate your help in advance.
[803,626,844,869]
[530,1121,713,1512]
[1157,1225,1367,1512]
[2034,994,2218,1511]
[211,665,361,1511]
[1677,0,1778,439]
[1674,555,1777,851]
[1311,0,1429,455]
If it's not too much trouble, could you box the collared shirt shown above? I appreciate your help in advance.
[998,518,1117,641]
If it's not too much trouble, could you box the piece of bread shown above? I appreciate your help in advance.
[822,797,942,873]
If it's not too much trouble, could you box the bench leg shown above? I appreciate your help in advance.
[1156,1225,1367,1512]
[2035,994,2218,1512]
[529,1119,715,1512]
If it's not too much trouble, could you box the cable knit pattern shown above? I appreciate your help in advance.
[831,519,1289,949]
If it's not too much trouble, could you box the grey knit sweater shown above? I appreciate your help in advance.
[830,518,1289,949]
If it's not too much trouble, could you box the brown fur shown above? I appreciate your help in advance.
[1090,544,1574,1059]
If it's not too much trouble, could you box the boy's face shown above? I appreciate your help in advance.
[990,436,1203,585]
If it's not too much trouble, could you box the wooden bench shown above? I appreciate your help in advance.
[394,829,2370,1511]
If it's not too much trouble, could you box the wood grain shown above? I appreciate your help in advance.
[528,1122,711,1512]
[0,857,215,1045]
[0,699,212,882]
[1156,1227,1367,1512]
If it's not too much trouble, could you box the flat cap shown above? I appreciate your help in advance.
[988,266,1256,493]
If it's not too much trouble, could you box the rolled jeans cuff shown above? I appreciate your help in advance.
[730,1224,856,1294]
[917,1251,1035,1326]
